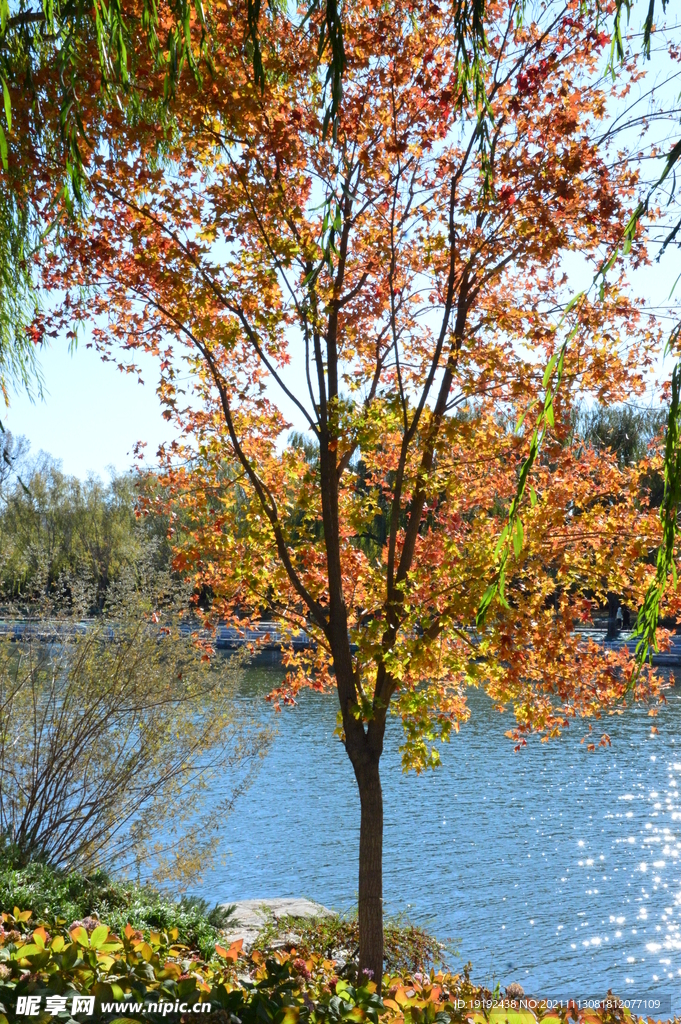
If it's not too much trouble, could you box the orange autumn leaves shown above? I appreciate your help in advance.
[41,0,670,762]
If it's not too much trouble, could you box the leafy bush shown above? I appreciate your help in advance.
[252,913,449,976]
[0,903,643,1024]
[0,906,386,1024]
[0,864,233,960]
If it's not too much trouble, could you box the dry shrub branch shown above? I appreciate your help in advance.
[0,571,271,884]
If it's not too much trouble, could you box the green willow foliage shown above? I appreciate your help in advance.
[0,194,41,405]
[589,0,681,667]
[632,335,681,672]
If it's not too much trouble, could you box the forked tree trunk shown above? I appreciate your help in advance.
[354,754,384,986]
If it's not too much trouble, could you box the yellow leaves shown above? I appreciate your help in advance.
[32,926,49,948]
[10,907,32,923]
[134,941,154,962]
[579,1014,603,1024]
[70,926,89,947]
[161,960,183,979]
[488,1009,537,1024]
[10,943,42,959]
[280,1008,300,1024]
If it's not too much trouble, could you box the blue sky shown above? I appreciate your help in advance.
[1,338,178,479]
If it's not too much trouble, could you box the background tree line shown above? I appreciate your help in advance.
[0,400,664,614]
[0,432,171,607]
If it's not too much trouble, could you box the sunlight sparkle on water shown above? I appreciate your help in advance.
[212,670,681,1017]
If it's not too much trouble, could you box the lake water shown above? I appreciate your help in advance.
[201,663,681,1013]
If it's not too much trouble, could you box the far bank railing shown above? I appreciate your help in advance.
[1,618,680,665]
[0,618,312,651]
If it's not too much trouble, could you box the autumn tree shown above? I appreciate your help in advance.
[40,0,678,982]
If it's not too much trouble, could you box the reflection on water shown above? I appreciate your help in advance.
[201,664,681,1011]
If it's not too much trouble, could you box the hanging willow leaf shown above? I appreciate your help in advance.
[631,327,681,679]
[602,0,681,672]
[476,330,571,627]
[247,0,264,92]
[1,76,10,132]
[608,0,666,67]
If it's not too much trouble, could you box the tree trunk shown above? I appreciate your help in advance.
[354,755,384,987]
[606,591,620,640]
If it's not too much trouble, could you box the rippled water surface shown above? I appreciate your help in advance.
[202,664,681,1011]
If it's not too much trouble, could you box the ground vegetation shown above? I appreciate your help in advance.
[0,901,657,1024]
[0,864,234,960]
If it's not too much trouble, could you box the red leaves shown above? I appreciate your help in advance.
[25,322,44,346]
[498,186,517,206]
[515,59,551,98]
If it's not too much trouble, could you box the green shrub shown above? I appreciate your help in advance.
[0,863,232,960]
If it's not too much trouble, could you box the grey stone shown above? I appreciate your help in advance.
[269,931,303,950]
[218,898,332,950]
